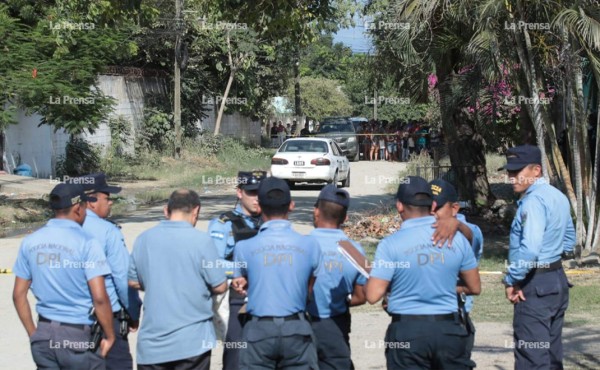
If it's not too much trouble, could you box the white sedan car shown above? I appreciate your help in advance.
[270,138,351,188]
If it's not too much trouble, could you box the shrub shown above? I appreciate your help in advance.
[55,137,101,177]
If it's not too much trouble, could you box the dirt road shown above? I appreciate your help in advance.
[1,161,598,369]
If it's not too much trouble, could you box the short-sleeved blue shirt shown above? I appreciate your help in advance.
[129,220,226,365]
[504,178,575,286]
[82,209,130,314]
[233,220,321,317]
[307,228,367,318]
[13,219,111,325]
[371,216,477,315]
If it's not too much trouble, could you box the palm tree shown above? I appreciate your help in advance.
[369,0,600,253]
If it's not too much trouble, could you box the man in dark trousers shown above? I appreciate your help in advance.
[74,173,142,370]
[307,185,367,369]
[208,171,265,370]
[499,144,575,370]
[430,179,484,365]
[13,183,115,369]
[129,189,227,369]
[232,177,321,369]
[366,176,480,369]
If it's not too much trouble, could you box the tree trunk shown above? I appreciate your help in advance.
[436,59,494,211]
[294,47,302,116]
[0,130,4,171]
[214,70,235,136]
[214,30,237,136]
[586,98,600,251]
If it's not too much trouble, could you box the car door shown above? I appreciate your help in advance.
[333,142,349,175]
[330,141,346,175]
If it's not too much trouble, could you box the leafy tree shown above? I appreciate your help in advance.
[286,77,352,121]
[299,33,353,80]
[0,1,138,134]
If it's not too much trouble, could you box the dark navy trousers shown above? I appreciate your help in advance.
[106,316,133,370]
[310,312,354,370]
[384,315,475,369]
[222,288,245,370]
[513,268,570,370]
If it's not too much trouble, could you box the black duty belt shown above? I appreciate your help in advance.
[391,313,456,322]
[255,313,303,321]
[533,259,563,273]
[39,315,88,330]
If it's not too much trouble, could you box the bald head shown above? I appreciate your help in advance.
[167,189,201,214]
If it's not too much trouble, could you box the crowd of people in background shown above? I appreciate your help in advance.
[264,118,441,161]
[356,119,441,162]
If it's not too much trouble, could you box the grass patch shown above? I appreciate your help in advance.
[101,136,274,205]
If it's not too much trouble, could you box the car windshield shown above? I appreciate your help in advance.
[279,140,328,153]
[319,123,354,133]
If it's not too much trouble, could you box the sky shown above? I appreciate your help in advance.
[333,13,373,54]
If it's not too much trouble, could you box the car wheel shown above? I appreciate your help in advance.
[328,171,339,188]
[351,151,359,162]
[341,169,351,188]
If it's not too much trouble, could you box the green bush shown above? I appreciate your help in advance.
[55,137,101,177]
[136,108,175,153]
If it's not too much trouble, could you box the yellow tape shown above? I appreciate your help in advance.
[0,268,13,274]
[481,270,597,275]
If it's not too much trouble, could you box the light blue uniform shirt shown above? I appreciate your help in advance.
[457,214,484,313]
[504,178,575,286]
[371,216,478,315]
[82,209,142,319]
[307,228,367,318]
[233,220,321,317]
[13,219,111,325]
[208,205,260,273]
[129,221,226,365]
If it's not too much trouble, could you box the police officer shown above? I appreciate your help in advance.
[430,179,484,364]
[232,177,321,369]
[499,144,574,369]
[307,185,367,370]
[75,173,142,370]
[129,189,227,369]
[13,183,115,369]
[208,170,265,370]
[365,176,480,369]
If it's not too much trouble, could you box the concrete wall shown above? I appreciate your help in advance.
[3,77,262,178]
[4,111,69,179]
[3,74,168,177]
[199,101,262,146]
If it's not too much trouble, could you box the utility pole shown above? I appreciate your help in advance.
[373,89,377,120]
[294,46,302,119]
[173,0,182,158]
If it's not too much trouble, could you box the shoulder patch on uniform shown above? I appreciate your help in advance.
[211,231,225,240]
[218,214,230,223]
[106,219,122,229]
